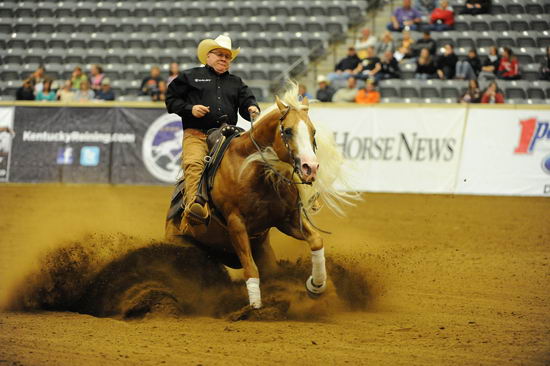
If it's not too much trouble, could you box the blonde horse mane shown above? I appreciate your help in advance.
[240,81,360,217]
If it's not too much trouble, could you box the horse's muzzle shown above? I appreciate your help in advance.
[300,161,318,183]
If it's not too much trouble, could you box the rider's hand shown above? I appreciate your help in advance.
[248,105,259,119]
[192,105,210,118]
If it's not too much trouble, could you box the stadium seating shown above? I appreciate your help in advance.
[0,0,371,100]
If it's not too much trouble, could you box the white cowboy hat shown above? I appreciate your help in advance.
[197,35,240,64]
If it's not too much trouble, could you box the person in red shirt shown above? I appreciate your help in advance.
[355,79,381,104]
[497,47,520,80]
[481,81,505,104]
[429,0,454,31]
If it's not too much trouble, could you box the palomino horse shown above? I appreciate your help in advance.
[166,83,354,309]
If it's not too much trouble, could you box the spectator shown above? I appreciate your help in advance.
[478,45,500,80]
[74,80,94,102]
[152,80,167,102]
[379,50,401,80]
[497,47,520,80]
[436,44,458,79]
[167,62,181,85]
[332,77,359,102]
[375,31,395,56]
[355,28,378,59]
[458,79,481,103]
[394,46,412,63]
[29,65,47,94]
[413,31,437,57]
[540,46,550,81]
[141,65,162,96]
[327,47,362,84]
[355,79,381,104]
[70,66,88,90]
[415,0,439,15]
[15,79,34,100]
[57,80,75,102]
[455,48,481,80]
[354,46,382,81]
[35,79,56,101]
[429,0,454,31]
[315,75,336,102]
[298,84,313,100]
[461,0,491,15]
[95,78,115,101]
[388,0,422,32]
[89,64,105,92]
[481,81,504,103]
[415,48,438,79]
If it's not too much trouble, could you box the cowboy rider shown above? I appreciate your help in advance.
[166,35,260,226]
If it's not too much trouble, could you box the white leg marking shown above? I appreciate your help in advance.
[246,277,262,309]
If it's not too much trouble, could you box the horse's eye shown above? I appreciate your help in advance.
[284,128,293,136]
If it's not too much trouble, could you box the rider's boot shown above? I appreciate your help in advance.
[186,195,209,226]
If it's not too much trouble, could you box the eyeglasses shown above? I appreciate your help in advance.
[209,51,232,60]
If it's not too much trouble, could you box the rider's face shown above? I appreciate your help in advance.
[207,48,232,74]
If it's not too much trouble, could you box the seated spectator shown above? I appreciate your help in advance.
[455,48,481,80]
[355,28,378,59]
[458,79,481,103]
[152,80,167,102]
[315,75,336,102]
[461,0,491,15]
[327,47,362,84]
[29,65,47,94]
[74,80,94,102]
[95,78,115,101]
[436,44,458,79]
[332,77,359,102]
[396,30,415,59]
[540,46,550,81]
[388,0,423,32]
[479,45,500,80]
[89,64,105,92]
[375,31,395,56]
[497,47,520,80]
[379,51,401,80]
[394,45,412,63]
[413,31,437,57]
[71,66,88,90]
[415,48,438,79]
[481,81,504,103]
[355,79,381,104]
[35,79,56,101]
[167,62,181,85]
[298,84,313,100]
[57,80,75,102]
[141,66,162,96]
[429,0,454,31]
[354,46,382,81]
[15,79,35,100]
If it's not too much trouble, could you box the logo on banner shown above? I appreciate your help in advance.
[142,113,183,182]
[80,146,100,166]
[56,146,74,165]
[514,118,550,175]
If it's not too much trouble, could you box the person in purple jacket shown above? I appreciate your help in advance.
[387,0,423,32]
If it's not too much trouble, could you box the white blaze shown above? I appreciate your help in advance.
[295,120,316,161]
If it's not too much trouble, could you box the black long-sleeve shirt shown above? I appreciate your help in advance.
[166,65,259,131]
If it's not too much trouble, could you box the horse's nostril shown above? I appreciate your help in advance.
[302,163,312,176]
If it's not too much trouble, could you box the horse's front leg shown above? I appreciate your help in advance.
[279,220,327,296]
[227,212,262,309]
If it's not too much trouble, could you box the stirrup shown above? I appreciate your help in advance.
[186,199,210,226]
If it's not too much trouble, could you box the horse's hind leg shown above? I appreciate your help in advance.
[278,220,327,296]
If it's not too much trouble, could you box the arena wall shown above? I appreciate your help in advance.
[0,101,549,196]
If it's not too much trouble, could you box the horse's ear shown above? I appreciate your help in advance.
[275,96,286,112]
[301,96,309,110]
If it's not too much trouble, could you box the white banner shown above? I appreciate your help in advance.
[456,108,550,196]
[0,107,15,182]
[308,106,467,193]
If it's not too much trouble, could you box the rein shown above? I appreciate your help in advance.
[248,107,331,235]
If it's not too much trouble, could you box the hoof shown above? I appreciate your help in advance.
[305,275,327,298]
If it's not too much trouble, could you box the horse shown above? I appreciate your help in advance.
[165,82,355,309]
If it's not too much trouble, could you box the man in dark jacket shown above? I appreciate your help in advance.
[327,47,361,86]
[436,44,458,80]
[413,31,437,57]
[166,34,260,225]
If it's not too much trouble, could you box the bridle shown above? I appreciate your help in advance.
[248,106,330,235]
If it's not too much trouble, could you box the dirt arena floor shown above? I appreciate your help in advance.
[0,184,549,366]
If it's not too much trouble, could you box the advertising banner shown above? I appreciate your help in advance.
[308,106,467,193]
[0,107,15,182]
[456,108,550,196]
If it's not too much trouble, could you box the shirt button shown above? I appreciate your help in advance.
[217,86,220,89]
[218,97,220,99]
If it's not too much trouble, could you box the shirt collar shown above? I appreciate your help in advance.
[205,64,229,76]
